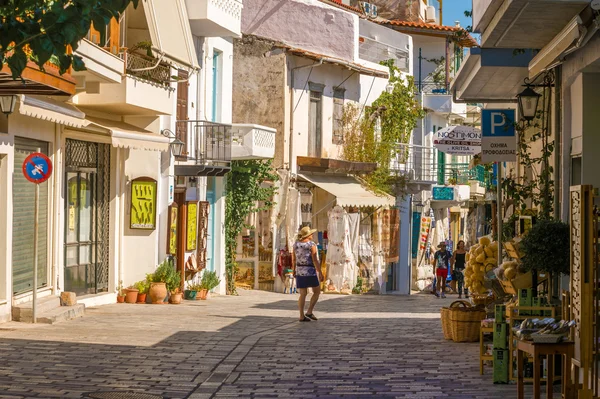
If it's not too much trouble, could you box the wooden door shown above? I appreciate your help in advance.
[176,70,189,144]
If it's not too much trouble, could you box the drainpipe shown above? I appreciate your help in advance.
[553,66,561,221]
[288,59,324,173]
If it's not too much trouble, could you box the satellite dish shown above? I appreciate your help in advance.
[592,0,600,11]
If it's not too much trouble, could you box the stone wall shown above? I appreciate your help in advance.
[232,36,287,169]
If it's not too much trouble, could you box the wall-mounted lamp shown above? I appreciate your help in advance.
[516,84,541,122]
[161,129,185,157]
[0,95,17,116]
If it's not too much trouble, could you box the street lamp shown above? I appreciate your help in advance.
[0,95,17,116]
[161,129,185,157]
[516,84,541,122]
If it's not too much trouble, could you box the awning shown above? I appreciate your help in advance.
[86,116,169,152]
[142,0,199,70]
[528,16,581,79]
[18,95,86,127]
[174,164,230,176]
[298,173,395,208]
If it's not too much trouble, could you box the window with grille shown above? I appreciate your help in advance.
[332,88,345,144]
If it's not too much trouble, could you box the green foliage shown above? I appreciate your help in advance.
[225,160,278,295]
[521,220,570,275]
[187,282,202,292]
[200,270,221,291]
[341,61,425,195]
[0,0,139,79]
[133,278,150,294]
[424,56,449,86]
[152,258,181,293]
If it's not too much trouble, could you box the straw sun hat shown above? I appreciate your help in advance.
[297,226,317,240]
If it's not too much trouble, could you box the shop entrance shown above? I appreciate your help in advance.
[63,139,110,295]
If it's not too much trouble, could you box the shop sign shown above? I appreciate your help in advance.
[481,109,517,163]
[433,126,482,155]
[186,201,198,251]
[432,186,455,201]
[418,216,432,253]
[130,177,157,230]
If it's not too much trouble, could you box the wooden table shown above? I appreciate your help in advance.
[516,340,574,399]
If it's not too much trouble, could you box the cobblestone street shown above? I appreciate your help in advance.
[0,291,531,398]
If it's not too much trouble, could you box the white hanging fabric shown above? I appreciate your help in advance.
[286,188,301,251]
[326,205,357,293]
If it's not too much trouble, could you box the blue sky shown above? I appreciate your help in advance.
[441,0,472,29]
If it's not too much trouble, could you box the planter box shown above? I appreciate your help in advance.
[498,271,549,295]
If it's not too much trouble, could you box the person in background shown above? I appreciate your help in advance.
[433,242,452,298]
[291,226,323,322]
[451,240,469,299]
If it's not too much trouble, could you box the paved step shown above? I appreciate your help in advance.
[12,296,85,324]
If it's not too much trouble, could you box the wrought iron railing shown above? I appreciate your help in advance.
[124,52,171,86]
[416,81,448,94]
[175,120,232,165]
[444,162,492,187]
[391,143,438,183]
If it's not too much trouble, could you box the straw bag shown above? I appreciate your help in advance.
[450,305,486,343]
[440,300,471,340]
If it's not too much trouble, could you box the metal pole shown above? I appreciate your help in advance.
[32,181,39,324]
[497,162,503,262]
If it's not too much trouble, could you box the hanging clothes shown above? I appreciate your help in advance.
[358,215,375,290]
[286,188,301,251]
[326,205,356,294]
[372,210,385,294]
[346,212,360,259]
[300,191,313,227]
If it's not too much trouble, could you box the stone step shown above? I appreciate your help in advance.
[12,296,61,320]
[16,304,85,324]
[12,296,85,324]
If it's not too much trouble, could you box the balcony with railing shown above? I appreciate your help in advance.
[442,162,492,197]
[186,0,242,37]
[390,143,438,185]
[175,120,232,166]
[231,124,276,160]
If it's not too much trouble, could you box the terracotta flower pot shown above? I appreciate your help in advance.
[149,282,167,304]
[197,289,208,300]
[169,293,183,304]
[137,293,147,303]
[117,295,125,303]
[124,288,139,304]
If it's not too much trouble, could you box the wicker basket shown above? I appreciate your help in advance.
[441,300,471,340]
[450,306,487,343]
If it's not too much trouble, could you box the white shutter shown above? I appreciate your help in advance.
[12,137,49,294]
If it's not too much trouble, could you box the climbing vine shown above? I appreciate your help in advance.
[502,77,555,222]
[225,160,278,295]
[341,61,425,196]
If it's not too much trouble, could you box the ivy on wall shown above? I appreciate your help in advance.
[225,160,278,295]
[341,61,425,195]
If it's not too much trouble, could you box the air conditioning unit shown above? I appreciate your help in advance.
[425,5,436,23]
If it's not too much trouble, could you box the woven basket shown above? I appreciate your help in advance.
[450,306,487,343]
[441,300,471,340]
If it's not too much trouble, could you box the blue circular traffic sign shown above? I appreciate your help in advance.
[22,153,52,184]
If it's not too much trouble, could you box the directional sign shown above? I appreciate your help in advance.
[481,109,517,163]
[433,125,481,155]
[22,153,53,184]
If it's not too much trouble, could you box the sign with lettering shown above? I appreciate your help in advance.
[481,109,517,163]
[432,186,455,201]
[433,125,481,155]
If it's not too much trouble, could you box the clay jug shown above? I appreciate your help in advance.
[149,282,167,304]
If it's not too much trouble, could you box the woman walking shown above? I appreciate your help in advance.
[451,240,468,299]
[291,226,323,322]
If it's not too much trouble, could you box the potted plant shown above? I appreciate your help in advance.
[117,280,125,303]
[149,258,181,304]
[199,270,221,300]
[185,283,201,300]
[123,285,139,304]
[133,279,150,303]
[169,288,183,304]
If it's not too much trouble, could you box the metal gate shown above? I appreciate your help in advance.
[64,139,110,294]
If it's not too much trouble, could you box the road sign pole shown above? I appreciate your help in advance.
[497,162,503,262]
[32,175,39,324]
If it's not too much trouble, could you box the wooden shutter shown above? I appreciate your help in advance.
[12,137,49,294]
[108,17,120,55]
[176,70,189,143]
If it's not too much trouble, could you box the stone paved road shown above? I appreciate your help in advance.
[0,290,547,398]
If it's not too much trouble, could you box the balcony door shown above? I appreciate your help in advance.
[176,69,189,145]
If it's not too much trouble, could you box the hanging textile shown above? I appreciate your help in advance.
[416,216,432,268]
[346,212,360,259]
[387,208,400,263]
[372,210,385,293]
[326,205,357,294]
[358,215,375,290]
[300,191,313,227]
[286,188,301,251]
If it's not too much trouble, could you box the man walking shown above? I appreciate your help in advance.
[433,242,452,298]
